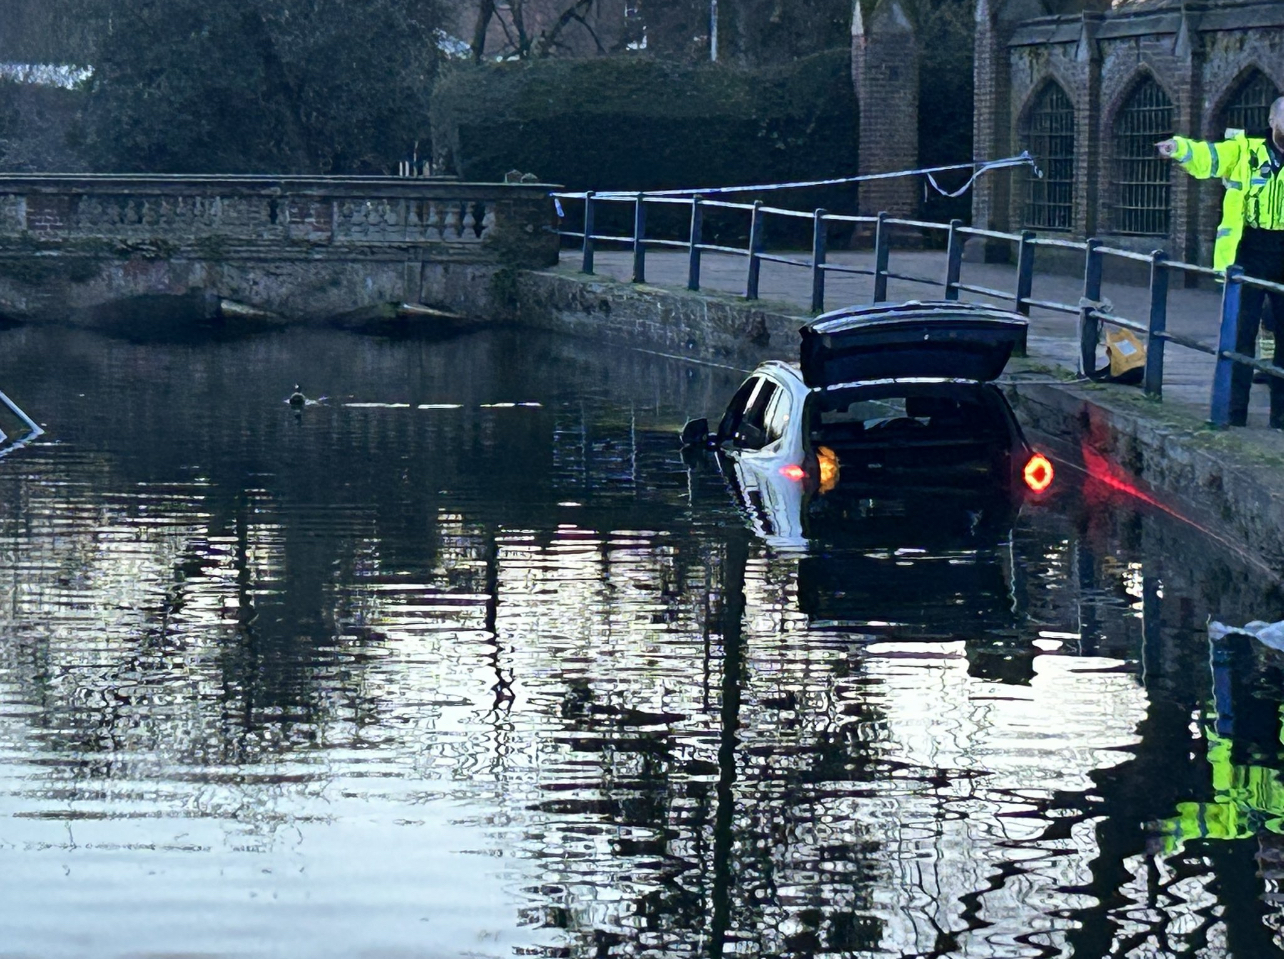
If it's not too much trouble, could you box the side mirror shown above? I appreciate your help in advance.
[680,417,713,448]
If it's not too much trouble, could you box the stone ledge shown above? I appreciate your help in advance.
[1005,364,1284,576]
[515,266,805,367]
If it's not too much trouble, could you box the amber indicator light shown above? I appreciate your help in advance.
[1023,453,1054,492]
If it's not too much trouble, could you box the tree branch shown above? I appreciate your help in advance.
[533,0,597,58]
[491,5,521,57]
[569,11,606,54]
[470,0,496,62]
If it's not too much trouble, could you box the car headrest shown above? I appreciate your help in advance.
[905,395,959,419]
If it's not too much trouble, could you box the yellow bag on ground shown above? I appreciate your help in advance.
[1105,327,1146,381]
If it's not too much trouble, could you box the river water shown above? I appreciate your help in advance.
[0,324,1282,957]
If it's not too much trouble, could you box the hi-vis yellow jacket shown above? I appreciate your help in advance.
[1172,132,1284,271]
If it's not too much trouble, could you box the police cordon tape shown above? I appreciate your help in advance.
[550,152,1042,211]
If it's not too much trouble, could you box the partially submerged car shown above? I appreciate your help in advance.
[682,300,1054,546]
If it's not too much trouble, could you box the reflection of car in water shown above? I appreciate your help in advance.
[683,301,1056,679]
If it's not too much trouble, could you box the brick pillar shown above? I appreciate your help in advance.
[1075,15,1102,238]
[852,0,920,218]
[971,0,1009,235]
[1172,6,1203,265]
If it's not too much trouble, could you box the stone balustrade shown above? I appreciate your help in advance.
[0,176,560,322]
[0,175,554,257]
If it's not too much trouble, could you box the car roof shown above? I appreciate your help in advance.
[749,362,999,395]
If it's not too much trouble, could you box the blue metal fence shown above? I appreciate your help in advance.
[553,190,1284,429]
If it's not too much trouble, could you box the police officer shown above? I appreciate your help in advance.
[1159,96,1284,428]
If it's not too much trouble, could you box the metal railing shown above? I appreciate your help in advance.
[553,190,1284,429]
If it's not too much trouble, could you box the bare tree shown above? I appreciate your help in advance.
[462,0,634,61]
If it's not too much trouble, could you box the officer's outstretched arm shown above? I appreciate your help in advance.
[1158,136,1240,179]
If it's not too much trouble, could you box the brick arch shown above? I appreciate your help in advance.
[1102,67,1177,140]
[1015,75,1076,136]
[1017,77,1076,230]
[1208,65,1283,135]
[1104,70,1176,236]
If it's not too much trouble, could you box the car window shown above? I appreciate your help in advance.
[734,379,778,451]
[810,386,1008,444]
[763,388,792,445]
[823,397,909,430]
[717,377,761,442]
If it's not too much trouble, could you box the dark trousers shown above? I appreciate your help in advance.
[1230,228,1284,427]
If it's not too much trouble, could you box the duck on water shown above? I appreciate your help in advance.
[287,385,327,409]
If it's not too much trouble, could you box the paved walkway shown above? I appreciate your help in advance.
[562,246,1284,428]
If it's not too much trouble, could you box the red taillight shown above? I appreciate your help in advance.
[780,464,806,481]
[1023,453,1054,492]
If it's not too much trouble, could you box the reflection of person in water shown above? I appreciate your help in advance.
[1153,633,1284,855]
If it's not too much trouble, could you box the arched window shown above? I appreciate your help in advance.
[1223,70,1280,135]
[1112,77,1174,236]
[1024,83,1075,230]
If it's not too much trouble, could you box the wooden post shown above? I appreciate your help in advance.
[745,200,764,300]
[632,193,646,284]
[810,208,827,314]
[1078,238,1103,377]
[1143,251,1168,398]
[688,197,703,291]
[1210,265,1244,428]
[581,192,595,274]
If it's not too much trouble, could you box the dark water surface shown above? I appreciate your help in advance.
[1,325,1284,957]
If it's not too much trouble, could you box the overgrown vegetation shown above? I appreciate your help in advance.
[79,0,443,174]
[431,50,858,202]
[0,0,975,229]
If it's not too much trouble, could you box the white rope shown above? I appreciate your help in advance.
[551,152,1042,201]
[923,153,1042,198]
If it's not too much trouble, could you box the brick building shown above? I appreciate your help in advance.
[972,0,1284,265]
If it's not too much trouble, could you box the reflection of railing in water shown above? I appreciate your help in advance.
[555,190,1284,428]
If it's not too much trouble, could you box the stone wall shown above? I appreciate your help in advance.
[510,268,800,367]
[1013,376,1284,574]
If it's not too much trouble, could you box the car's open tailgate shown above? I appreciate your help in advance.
[800,301,1028,388]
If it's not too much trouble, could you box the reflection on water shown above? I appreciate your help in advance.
[1,325,1283,956]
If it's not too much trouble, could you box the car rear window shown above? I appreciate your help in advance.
[810,385,1008,446]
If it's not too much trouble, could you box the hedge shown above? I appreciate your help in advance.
[430,50,860,230]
